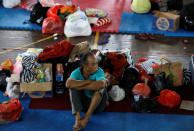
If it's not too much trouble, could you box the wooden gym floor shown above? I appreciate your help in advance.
[0,30,194,69]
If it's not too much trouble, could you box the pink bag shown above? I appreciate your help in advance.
[13,61,22,74]
[42,17,65,34]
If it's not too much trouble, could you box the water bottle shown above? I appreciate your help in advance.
[56,64,63,82]
[66,0,72,5]
[134,94,139,102]
[56,64,64,94]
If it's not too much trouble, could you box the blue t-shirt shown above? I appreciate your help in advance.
[70,67,106,98]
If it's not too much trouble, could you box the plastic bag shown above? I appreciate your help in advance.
[42,17,65,34]
[64,11,92,37]
[157,89,181,108]
[3,0,21,8]
[0,58,14,72]
[47,5,65,19]
[0,99,22,122]
[13,61,22,74]
[58,5,78,20]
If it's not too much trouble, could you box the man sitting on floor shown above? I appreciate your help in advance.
[66,52,108,131]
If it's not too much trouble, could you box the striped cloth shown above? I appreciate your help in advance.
[95,17,111,27]
[21,56,41,83]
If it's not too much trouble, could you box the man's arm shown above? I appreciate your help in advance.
[78,80,105,90]
[66,78,92,89]
[66,78,105,90]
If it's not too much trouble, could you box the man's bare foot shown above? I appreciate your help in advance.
[80,117,89,129]
[73,119,82,131]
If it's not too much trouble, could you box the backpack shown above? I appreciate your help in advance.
[30,2,49,25]
[180,3,194,31]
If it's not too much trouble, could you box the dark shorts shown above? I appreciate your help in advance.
[83,88,108,113]
[69,88,108,114]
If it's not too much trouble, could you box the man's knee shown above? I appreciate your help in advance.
[93,91,102,99]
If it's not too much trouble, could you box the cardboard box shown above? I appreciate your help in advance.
[20,64,53,98]
[152,11,180,32]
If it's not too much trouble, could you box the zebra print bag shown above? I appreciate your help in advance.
[21,56,41,83]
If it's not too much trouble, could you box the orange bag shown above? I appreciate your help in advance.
[0,58,14,72]
[58,5,78,20]
[47,5,64,19]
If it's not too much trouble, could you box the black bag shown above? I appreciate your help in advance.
[167,0,183,11]
[0,69,11,92]
[153,72,174,96]
[30,2,49,25]
[119,66,139,97]
[153,72,167,95]
[151,0,183,11]
[131,98,158,113]
[180,3,194,31]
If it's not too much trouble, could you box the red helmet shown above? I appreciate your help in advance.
[132,83,151,98]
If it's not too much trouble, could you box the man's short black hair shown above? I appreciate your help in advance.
[80,52,95,65]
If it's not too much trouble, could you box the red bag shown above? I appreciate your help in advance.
[157,89,181,108]
[0,99,22,121]
[42,17,65,34]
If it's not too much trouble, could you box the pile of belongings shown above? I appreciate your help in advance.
[26,0,111,36]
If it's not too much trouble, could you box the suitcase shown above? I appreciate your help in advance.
[189,55,194,90]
